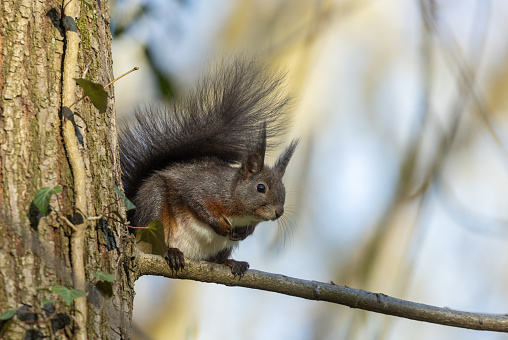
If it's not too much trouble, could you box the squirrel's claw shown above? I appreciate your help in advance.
[222,216,233,228]
[165,247,185,272]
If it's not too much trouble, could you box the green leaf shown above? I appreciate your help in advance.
[75,78,108,113]
[136,220,166,256]
[0,307,19,320]
[33,186,62,215]
[93,271,115,282]
[50,285,85,306]
[95,280,113,297]
[114,186,136,210]
[41,298,55,307]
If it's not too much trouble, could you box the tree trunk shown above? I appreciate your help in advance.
[0,0,134,339]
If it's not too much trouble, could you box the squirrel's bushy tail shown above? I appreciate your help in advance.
[119,58,292,199]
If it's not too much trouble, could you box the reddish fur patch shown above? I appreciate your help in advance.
[203,199,233,235]
[205,198,243,217]
[159,200,177,245]
[204,200,228,217]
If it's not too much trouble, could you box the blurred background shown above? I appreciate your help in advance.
[111,0,508,339]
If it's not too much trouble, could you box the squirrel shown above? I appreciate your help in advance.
[119,59,298,276]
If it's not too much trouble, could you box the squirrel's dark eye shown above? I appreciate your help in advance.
[257,184,266,193]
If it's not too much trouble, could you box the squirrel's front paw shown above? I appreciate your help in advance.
[209,217,232,237]
[165,247,185,272]
[229,225,255,241]
[222,259,249,277]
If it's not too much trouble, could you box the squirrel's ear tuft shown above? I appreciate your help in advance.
[275,139,299,176]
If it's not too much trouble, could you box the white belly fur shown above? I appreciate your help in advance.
[168,215,239,260]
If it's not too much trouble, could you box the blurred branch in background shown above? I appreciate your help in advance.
[341,0,508,338]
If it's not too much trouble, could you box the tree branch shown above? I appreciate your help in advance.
[135,253,508,333]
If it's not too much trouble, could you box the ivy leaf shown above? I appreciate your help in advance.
[0,307,19,320]
[75,78,108,113]
[41,298,55,307]
[33,186,62,215]
[50,285,85,306]
[93,271,115,282]
[99,217,118,251]
[114,186,136,210]
[136,220,166,256]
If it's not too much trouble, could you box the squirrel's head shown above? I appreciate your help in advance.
[233,137,298,222]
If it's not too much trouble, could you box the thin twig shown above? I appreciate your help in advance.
[104,67,139,89]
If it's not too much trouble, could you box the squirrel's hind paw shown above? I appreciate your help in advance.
[222,259,249,277]
[165,247,185,272]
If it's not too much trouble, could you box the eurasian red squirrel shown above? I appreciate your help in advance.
[119,59,298,276]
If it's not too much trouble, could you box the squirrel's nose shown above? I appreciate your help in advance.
[275,207,284,219]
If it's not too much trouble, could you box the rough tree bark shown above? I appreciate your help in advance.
[0,0,135,339]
